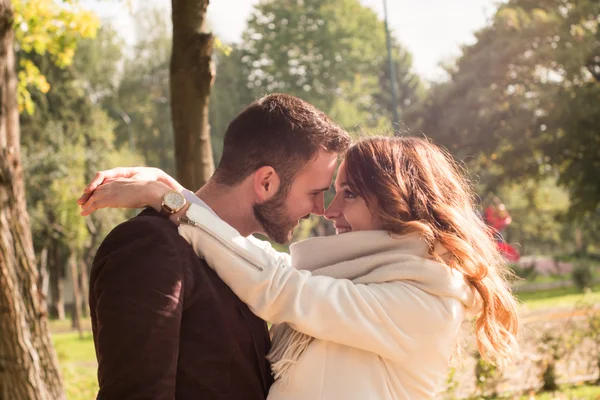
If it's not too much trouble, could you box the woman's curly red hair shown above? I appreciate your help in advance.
[344,136,519,366]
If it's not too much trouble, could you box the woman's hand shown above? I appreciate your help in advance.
[79,179,173,216]
[77,167,184,206]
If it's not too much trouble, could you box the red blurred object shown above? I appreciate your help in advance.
[496,241,520,263]
[482,195,520,262]
[484,205,512,232]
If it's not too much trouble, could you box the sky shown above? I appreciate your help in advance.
[81,0,504,81]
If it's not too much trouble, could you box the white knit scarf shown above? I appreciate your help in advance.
[266,230,480,385]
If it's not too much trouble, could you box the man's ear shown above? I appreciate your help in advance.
[253,166,281,202]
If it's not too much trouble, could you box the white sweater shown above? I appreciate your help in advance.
[178,204,480,400]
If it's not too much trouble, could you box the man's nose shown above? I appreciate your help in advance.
[324,197,340,220]
[312,195,325,216]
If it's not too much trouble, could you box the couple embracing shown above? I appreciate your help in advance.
[79,94,519,400]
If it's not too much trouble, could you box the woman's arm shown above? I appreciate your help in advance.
[79,178,174,216]
[179,205,455,362]
[78,167,184,204]
[77,167,189,217]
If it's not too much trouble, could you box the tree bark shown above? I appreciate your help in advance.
[170,0,215,190]
[50,241,65,320]
[68,253,83,338]
[79,258,89,319]
[38,246,49,305]
[0,1,65,398]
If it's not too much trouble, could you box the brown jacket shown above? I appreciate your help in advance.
[90,209,273,400]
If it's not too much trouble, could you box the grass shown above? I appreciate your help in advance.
[511,259,600,287]
[517,284,600,311]
[51,328,98,400]
[513,383,600,399]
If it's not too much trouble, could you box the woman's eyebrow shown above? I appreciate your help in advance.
[331,182,349,192]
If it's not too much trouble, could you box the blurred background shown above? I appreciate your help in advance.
[4,0,600,398]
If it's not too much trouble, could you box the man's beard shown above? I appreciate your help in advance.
[253,190,298,245]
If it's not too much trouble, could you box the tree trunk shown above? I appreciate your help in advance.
[170,0,215,190]
[83,217,102,320]
[0,1,65,398]
[68,253,83,338]
[38,246,49,305]
[79,258,89,319]
[50,242,65,320]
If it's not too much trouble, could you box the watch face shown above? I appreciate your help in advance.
[164,191,186,210]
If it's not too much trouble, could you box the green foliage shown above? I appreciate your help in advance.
[208,0,422,165]
[539,333,566,392]
[571,262,594,291]
[328,74,391,133]
[73,25,125,99]
[14,0,99,114]
[109,8,175,175]
[540,361,558,392]
[443,366,460,400]
[512,385,600,400]
[473,352,500,398]
[509,262,538,281]
[209,46,255,163]
[406,0,600,216]
[19,7,142,262]
[586,308,600,384]
[495,178,570,255]
[239,0,422,130]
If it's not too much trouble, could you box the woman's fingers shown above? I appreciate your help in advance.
[76,190,91,204]
[80,186,110,216]
[77,171,109,205]
[79,178,164,216]
[78,167,162,206]
[80,196,98,216]
[79,180,125,216]
[86,170,111,191]
[78,168,134,205]
[78,169,175,215]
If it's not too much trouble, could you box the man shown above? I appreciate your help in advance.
[86,94,350,399]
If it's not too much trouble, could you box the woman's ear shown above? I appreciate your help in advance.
[253,166,281,202]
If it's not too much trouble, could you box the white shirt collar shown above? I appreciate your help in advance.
[182,188,218,218]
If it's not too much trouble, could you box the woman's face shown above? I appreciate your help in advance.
[324,160,383,234]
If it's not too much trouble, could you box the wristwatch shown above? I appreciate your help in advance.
[160,190,187,216]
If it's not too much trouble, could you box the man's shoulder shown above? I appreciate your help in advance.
[113,208,178,236]
[95,209,189,258]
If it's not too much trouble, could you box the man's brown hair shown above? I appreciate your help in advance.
[214,94,350,190]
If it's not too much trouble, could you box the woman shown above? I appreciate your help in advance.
[80,136,519,399]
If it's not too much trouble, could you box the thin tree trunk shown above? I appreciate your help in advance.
[170,0,215,189]
[68,253,83,338]
[79,258,89,319]
[83,217,101,320]
[0,1,65,397]
[50,242,65,320]
[39,246,49,305]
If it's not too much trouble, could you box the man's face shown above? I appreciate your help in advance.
[253,150,338,244]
